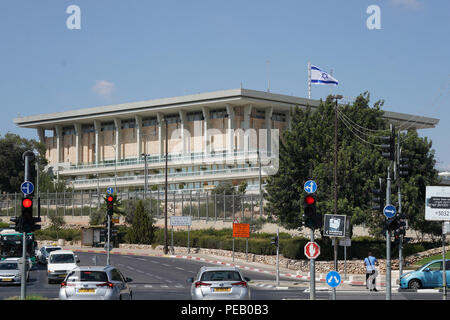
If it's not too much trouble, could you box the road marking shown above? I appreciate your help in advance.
[175,267,184,271]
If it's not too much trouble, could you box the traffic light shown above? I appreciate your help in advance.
[380,127,395,161]
[106,195,114,216]
[271,235,278,247]
[10,216,23,232]
[371,188,385,211]
[20,196,41,232]
[303,194,321,229]
[398,155,409,178]
[385,215,401,232]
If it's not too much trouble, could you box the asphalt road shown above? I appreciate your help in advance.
[0,252,446,300]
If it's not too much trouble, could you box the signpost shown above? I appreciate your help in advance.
[425,186,450,300]
[383,204,396,219]
[232,220,250,262]
[170,216,192,254]
[303,180,318,300]
[326,271,341,289]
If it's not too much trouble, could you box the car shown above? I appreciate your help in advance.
[187,266,251,300]
[400,259,450,289]
[0,258,30,284]
[37,245,62,264]
[47,250,79,284]
[58,266,133,300]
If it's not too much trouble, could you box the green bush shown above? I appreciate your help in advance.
[34,228,81,242]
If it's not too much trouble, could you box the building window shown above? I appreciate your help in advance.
[210,109,228,119]
[62,126,75,136]
[142,117,157,127]
[121,119,136,129]
[82,124,95,133]
[187,111,204,121]
[254,109,266,119]
[101,122,115,131]
[272,112,286,122]
[166,114,180,124]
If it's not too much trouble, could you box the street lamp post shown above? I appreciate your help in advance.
[332,94,343,301]
[163,119,169,254]
[141,153,148,199]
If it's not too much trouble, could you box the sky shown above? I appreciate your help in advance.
[1,0,449,169]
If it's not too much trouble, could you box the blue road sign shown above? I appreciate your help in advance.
[383,204,397,219]
[326,271,341,288]
[106,187,114,195]
[21,181,34,195]
[304,180,317,194]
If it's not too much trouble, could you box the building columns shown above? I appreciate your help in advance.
[55,126,62,163]
[135,115,142,156]
[157,112,165,157]
[74,123,82,165]
[94,120,101,165]
[201,107,210,155]
[226,104,235,154]
[113,118,122,163]
[179,110,187,155]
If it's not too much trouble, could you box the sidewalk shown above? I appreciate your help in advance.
[63,245,405,291]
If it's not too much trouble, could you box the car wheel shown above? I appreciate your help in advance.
[408,279,422,289]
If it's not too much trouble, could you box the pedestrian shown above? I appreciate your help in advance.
[364,251,378,291]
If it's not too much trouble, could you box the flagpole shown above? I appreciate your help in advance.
[308,62,311,99]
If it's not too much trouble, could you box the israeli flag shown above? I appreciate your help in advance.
[310,65,338,86]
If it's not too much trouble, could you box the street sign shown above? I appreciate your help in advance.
[20,181,34,195]
[232,223,250,238]
[383,204,397,219]
[106,187,114,195]
[304,180,317,194]
[323,214,347,237]
[425,186,450,221]
[170,216,192,227]
[304,241,320,259]
[326,271,341,288]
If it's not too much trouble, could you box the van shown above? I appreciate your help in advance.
[47,250,79,284]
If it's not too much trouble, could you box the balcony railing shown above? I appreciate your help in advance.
[64,150,271,172]
[71,166,270,186]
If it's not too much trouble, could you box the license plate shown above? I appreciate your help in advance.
[58,274,67,278]
[1,278,13,282]
[78,288,95,293]
[213,288,231,292]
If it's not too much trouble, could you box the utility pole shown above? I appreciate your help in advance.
[332,94,343,300]
[164,119,169,254]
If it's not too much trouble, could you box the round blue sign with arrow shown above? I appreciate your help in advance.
[304,180,317,194]
[383,204,397,219]
[106,187,114,195]
[21,181,34,195]
[326,270,341,288]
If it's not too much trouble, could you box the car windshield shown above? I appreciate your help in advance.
[49,254,75,264]
[200,271,242,281]
[66,270,109,282]
[0,263,18,270]
[45,248,61,254]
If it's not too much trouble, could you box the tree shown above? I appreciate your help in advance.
[0,133,47,193]
[265,92,440,237]
[127,200,156,244]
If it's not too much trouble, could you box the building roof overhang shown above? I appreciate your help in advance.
[13,88,439,130]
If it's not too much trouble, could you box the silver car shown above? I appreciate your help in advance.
[59,266,133,300]
[37,246,62,264]
[0,258,30,284]
[187,267,251,300]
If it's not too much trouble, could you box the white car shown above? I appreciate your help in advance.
[37,246,62,264]
[0,258,30,284]
[47,250,79,284]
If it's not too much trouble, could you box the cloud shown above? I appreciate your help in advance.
[92,80,115,98]
[390,0,421,10]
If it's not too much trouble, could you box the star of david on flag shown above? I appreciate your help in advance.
[310,65,338,86]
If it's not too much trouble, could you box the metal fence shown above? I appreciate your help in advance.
[0,190,267,223]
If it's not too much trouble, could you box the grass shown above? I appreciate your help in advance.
[413,251,450,267]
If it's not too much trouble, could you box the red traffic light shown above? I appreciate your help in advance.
[107,196,113,203]
[304,195,316,205]
[22,198,33,208]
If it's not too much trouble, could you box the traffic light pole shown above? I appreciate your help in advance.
[309,228,315,300]
[276,228,279,287]
[386,163,392,301]
[107,214,111,265]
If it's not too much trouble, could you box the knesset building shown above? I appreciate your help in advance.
[14,88,439,193]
